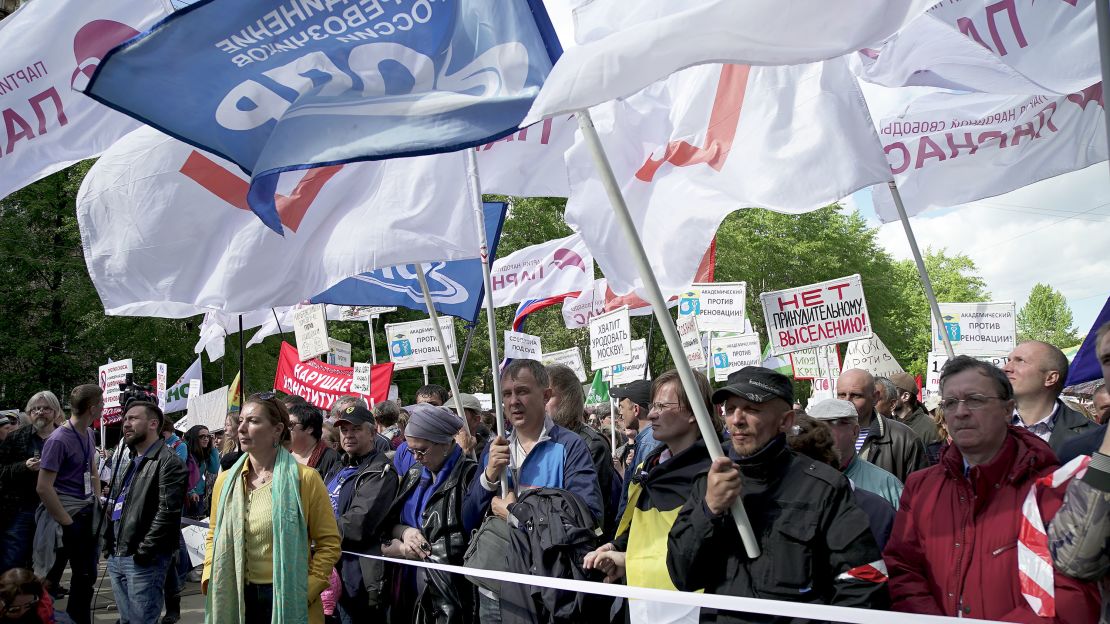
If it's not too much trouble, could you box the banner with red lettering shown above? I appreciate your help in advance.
[490,234,594,308]
[273,342,393,409]
[760,275,873,356]
[872,86,1105,222]
[475,114,575,198]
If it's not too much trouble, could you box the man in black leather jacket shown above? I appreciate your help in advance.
[102,401,187,624]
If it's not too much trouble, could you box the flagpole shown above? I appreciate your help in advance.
[643,316,655,381]
[576,109,760,558]
[368,316,378,364]
[886,181,955,358]
[1096,0,1110,177]
[271,308,288,343]
[465,148,509,497]
[238,314,247,397]
[455,322,478,389]
[609,396,617,459]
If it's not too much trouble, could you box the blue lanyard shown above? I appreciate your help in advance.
[65,424,92,472]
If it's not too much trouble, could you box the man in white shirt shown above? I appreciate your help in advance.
[1004,340,1097,453]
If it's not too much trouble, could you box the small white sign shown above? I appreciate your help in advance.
[293,304,330,362]
[761,274,872,356]
[351,363,372,394]
[678,315,706,369]
[504,331,543,360]
[612,339,650,385]
[841,335,904,379]
[932,301,1017,356]
[340,306,397,322]
[187,379,202,400]
[186,386,230,433]
[589,306,632,371]
[98,359,134,413]
[689,282,747,332]
[384,317,459,370]
[925,352,1011,399]
[789,345,841,381]
[542,347,588,382]
[711,333,763,382]
[156,362,168,411]
[326,338,352,367]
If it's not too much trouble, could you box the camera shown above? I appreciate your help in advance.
[118,373,158,410]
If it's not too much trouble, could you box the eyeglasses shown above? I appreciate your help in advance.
[198,434,212,439]
[288,420,302,429]
[411,445,441,460]
[3,596,38,614]
[940,395,1004,412]
[29,406,53,413]
[648,401,681,412]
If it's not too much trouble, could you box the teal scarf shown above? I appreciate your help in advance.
[205,448,309,624]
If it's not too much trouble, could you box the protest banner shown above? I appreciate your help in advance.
[504,331,543,360]
[491,234,594,307]
[98,359,133,424]
[761,275,872,356]
[385,317,459,371]
[925,351,1011,398]
[477,114,576,198]
[931,301,1017,356]
[589,306,633,371]
[293,304,330,361]
[274,342,393,409]
[351,363,372,395]
[711,333,763,382]
[325,338,352,368]
[680,282,747,332]
[613,339,650,385]
[542,347,588,382]
[841,335,905,379]
[184,386,229,432]
[164,358,202,413]
[156,362,167,411]
[678,315,707,370]
[339,306,397,322]
[789,345,841,381]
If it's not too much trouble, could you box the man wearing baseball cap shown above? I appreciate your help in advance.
[809,399,904,509]
[667,367,888,621]
[889,372,941,448]
[611,379,660,520]
[447,392,491,455]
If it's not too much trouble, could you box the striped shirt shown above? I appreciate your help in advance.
[855,427,871,453]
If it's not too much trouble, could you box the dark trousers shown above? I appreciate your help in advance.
[244,583,273,623]
[62,507,98,624]
[0,510,36,571]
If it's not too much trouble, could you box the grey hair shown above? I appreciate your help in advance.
[939,355,1014,401]
[874,377,899,403]
[25,390,62,417]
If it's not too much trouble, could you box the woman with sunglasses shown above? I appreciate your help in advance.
[183,425,220,517]
[202,394,340,624]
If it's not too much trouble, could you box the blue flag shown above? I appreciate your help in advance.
[310,201,506,323]
[1065,295,1110,387]
[85,0,561,233]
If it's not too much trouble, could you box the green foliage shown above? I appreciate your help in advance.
[1017,283,1080,348]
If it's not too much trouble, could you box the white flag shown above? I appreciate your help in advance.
[476,115,576,198]
[0,0,168,201]
[523,0,932,124]
[78,127,479,316]
[489,234,594,307]
[872,86,1106,222]
[164,358,202,414]
[566,60,891,297]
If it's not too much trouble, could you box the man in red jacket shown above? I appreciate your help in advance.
[884,355,1100,622]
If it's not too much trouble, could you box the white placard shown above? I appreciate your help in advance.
[182,524,208,567]
[504,331,543,360]
[810,377,836,403]
[688,282,747,332]
[678,315,706,369]
[156,362,168,411]
[841,335,904,379]
[760,274,872,356]
[98,359,134,417]
[351,363,372,394]
[340,306,397,321]
[293,304,330,362]
[612,339,650,385]
[931,301,1016,356]
[385,317,459,370]
[326,338,352,367]
[542,347,587,382]
[187,379,202,400]
[789,346,841,381]
[473,393,494,410]
[186,386,230,433]
[589,306,632,371]
[925,352,1011,399]
[711,333,763,382]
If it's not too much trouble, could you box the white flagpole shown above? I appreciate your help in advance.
[1096,0,1110,178]
[368,316,378,364]
[886,181,956,358]
[422,365,429,386]
[576,109,760,558]
[465,149,510,497]
[609,395,617,459]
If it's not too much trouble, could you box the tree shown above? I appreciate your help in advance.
[1017,283,1080,348]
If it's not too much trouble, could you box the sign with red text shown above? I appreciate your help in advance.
[760,275,872,356]
[789,345,842,381]
[931,301,1016,356]
[274,342,392,409]
[678,314,707,370]
[98,358,133,424]
[589,306,632,371]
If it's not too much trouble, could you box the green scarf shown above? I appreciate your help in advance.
[205,448,310,624]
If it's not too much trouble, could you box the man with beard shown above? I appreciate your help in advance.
[0,391,62,571]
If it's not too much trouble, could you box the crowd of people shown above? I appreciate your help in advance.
[0,328,1108,623]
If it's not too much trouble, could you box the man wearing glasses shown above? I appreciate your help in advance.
[884,356,1100,621]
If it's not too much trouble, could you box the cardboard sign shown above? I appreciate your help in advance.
[384,317,458,370]
[98,359,133,424]
[339,306,397,321]
[925,352,1010,399]
[326,338,352,367]
[351,363,372,394]
[542,347,587,382]
[182,524,208,567]
[842,335,904,379]
[504,331,543,360]
[156,362,167,411]
[932,301,1016,356]
[612,339,650,385]
[790,345,841,381]
[293,304,330,361]
[274,342,393,408]
[760,274,872,356]
[678,314,707,369]
[711,333,762,382]
[685,282,747,332]
[185,386,230,433]
[589,306,632,371]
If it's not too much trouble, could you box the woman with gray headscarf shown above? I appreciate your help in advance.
[383,403,477,624]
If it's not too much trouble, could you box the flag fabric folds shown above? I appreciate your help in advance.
[84,0,561,233]
[476,115,576,197]
[585,369,609,405]
[489,233,594,307]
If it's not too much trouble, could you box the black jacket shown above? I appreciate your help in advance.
[667,435,889,624]
[327,449,399,605]
[571,422,620,540]
[0,424,48,513]
[1059,423,1107,464]
[859,412,928,484]
[102,439,187,560]
[1048,400,1099,455]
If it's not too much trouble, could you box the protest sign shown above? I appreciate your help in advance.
[679,314,707,370]
[925,351,1010,398]
[185,386,229,432]
[326,338,352,368]
[841,335,904,379]
[182,524,208,567]
[761,275,872,356]
[504,331,543,360]
[589,306,632,371]
[685,282,747,332]
[351,363,372,394]
[542,347,587,382]
[293,304,329,362]
[156,362,167,411]
[98,359,133,424]
[188,379,201,400]
[711,333,763,382]
[613,339,650,385]
[274,342,393,408]
[562,280,609,329]
[789,345,841,381]
[932,301,1016,356]
[164,358,202,413]
[340,306,396,322]
[385,318,459,371]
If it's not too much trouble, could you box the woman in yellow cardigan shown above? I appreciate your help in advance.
[202,394,340,624]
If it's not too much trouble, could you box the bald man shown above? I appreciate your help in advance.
[837,368,928,483]
[1005,340,1097,454]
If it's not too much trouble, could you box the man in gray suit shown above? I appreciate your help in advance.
[1005,340,1097,454]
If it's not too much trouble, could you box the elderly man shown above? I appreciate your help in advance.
[885,356,1099,621]
[667,367,888,622]
[837,368,927,483]
[809,399,903,509]
[889,372,941,449]
[1005,340,1097,454]
[447,392,491,456]
[874,377,898,419]
[331,396,391,456]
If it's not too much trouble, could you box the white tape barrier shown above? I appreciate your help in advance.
[344,552,997,624]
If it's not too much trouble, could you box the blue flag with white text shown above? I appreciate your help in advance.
[310,201,506,323]
[85,0,560,233]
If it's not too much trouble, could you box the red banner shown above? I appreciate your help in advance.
[273,342,393,409]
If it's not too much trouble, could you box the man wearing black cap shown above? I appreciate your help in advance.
[611,379,660,521]
[667,367,889,621]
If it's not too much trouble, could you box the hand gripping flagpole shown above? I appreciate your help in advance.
[465,149,510,497]
[575,110,760,558]
[886,181,956,359]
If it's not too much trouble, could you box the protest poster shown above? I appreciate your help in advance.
[542,347,588,382]
[790,345,842,380]
[339,306,397,322]
[156,362,167,411]
[925,352,1011,398]
[562,280,609,329]
[682,282,747,332]
[293,304,330,361]
[491,234,594,307]
[188,379,201,400]
[589,306,632,371]
[351,363,373,394]
[841,335,904,379]
[711,333,763,382]
[325,338,352,368]
[274,342,393,409]
[185,386,229,432]
[384,317,458,371]
[504,331,543,360]
[932,301,1016,356]
[182,524,208,567]
[678,315,707,369]
[761,275,872,356]
[612,339,650,385]
[98,359,133,424]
